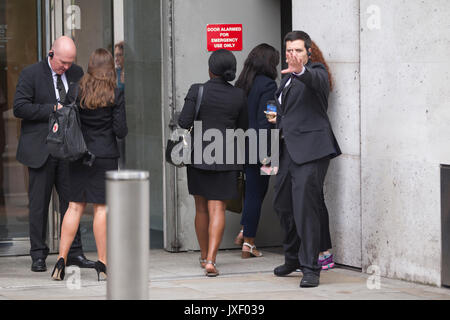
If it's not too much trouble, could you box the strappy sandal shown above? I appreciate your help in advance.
[199,258,207,269]
[205,261,219,277]
[234,229,244,246]
[242,242,263,259]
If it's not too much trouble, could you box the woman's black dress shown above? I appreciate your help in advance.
[69,88,128,204]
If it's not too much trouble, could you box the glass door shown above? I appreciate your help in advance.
[52,0,115,252]
[0,0,42,256]
[0,0,115,256]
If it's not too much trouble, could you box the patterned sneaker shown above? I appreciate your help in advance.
[318,254,335,271]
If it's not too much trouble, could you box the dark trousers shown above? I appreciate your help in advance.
[240,164,271,238]
[320,192,332,252]
[28,156,83,261]
[273,142,330,275]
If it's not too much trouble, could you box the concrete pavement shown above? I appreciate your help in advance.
[0,247,449,300]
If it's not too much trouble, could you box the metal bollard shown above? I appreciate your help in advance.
[106,170,150,300]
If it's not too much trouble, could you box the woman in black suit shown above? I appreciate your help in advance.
[178,49,248,277]
[234,44,280,258]
[52,48,128,281]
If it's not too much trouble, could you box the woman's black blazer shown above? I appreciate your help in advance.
[178,78,248,171]
[246,75,277,164]
[78,88,128,158]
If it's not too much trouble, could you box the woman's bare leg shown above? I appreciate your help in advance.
[58,202,86,262]
[93,204,107,265]
[194,195,209,266]
[205,200,226,271]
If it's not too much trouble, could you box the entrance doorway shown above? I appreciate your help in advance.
[49,0,115,253]
[0,0,116,256]
[0,0,41,256]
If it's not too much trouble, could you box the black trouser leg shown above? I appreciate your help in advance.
[28,157,84,261]
[55,159,83,258]
[28,163,53,261]
[273,145,300,267]
[241,164,271,238]
[319,187,332,253]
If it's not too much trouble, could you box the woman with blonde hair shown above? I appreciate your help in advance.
[51,48,128,281]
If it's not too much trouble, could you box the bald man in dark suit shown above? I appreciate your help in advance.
[14,36,94,272]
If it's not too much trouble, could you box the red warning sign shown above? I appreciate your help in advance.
[207,24,243,52]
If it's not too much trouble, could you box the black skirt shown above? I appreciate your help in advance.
[187,166,239,201]
[69,158,118,204]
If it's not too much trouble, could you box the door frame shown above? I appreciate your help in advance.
[0,0,54,256]
[46,0,60,255]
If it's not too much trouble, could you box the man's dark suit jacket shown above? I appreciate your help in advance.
[77,88,128,158]
[275,61,341,165]
[178,78,248,171]
[13,60,84,168]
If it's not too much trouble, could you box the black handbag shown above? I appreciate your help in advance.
[46,85,94,165]
[166,85,203,167]
[225,171,245,214]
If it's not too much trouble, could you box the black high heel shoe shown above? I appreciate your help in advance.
[51,257,66,281]
[94,261,107,281]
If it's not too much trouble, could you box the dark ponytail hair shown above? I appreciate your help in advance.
[235,43,280,96]
[208,49,237,82]
[222,69,236,82]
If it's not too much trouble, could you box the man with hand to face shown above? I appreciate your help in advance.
[270,31,341,288]
[14,36,94,272]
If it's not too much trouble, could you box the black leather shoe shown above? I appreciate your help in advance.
[31,258,47,272]
[300,273,320,288]
[66,254,96,269]
[274,263,301,277]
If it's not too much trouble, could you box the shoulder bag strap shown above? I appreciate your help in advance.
[194,85,204,121]
[66,83,80,108]
[187,85,203,133]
